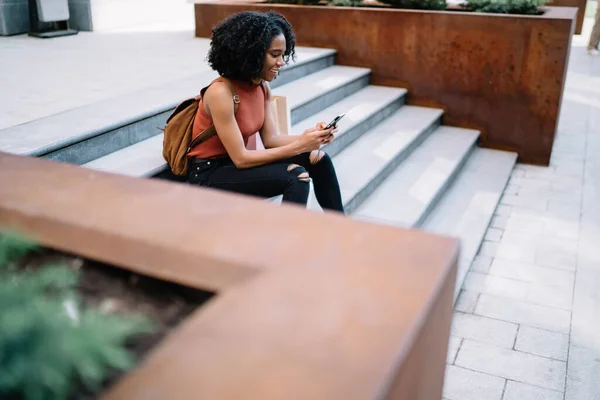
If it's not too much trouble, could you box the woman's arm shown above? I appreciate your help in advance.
[205,82,332,169]
[260,82,337,149]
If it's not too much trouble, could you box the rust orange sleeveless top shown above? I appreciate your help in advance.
[188,80,265,159]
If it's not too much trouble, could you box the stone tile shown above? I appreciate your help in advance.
[491,214,509,229]
[504,381,563,400]
[517,186,578,203]
[447,335,462,364]
[494,241,537,264]
[523,168,558,181]
[475,294,571,334]
[543,217,580,240]
[489,259,575,289]
[509,176,551,189]
[443,365,505,400]
[505,215,545,234]
[478,241,498,257]
[504,184,519,195]
[484,227,503,242]
[512,168,526,177]
[450,311,518,348]
[455,340,566,391]
[500,229,579,256]
[547,200,582,219]
[515,326,569,361]
[501,194,548,212]
[455,290,479,314]
[570,267,600,348]
[552,178,583,193]
[566,344,600,400]
[525,282,573,310]
[495,204,512,216]
[555,163,585,178]
[466,269,573,310]
[464,272,529,300]
[577,219,600,271]
[535,248,578,271]
[471,255,493,273]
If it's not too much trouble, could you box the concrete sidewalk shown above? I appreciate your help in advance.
[443,10,600,400]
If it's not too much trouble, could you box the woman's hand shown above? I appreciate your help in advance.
[316,121,338,145]
[297,124,334,153]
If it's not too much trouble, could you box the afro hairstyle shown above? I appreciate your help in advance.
[207,11,296,83]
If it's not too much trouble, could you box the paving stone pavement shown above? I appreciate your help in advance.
[443,10,600,400]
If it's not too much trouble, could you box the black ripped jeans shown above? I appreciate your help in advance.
[187,151,344,213]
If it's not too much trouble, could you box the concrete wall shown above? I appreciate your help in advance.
[68,0,92,31]
[0,0,92,35]
[0,0,29,35]
[1,0,193,35]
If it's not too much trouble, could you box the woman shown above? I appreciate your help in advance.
[187,11,345,213]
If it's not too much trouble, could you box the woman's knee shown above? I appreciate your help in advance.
[287,163,311,183]
[309,149,330,165]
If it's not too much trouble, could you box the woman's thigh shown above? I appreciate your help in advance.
[194,160,310,199]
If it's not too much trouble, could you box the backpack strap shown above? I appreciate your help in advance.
[187,77,240,152]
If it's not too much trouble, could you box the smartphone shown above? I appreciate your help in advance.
[325,113,346,130]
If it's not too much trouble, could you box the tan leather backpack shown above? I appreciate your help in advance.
[162,77,240,176]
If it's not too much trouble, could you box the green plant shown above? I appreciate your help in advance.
[330,0,363,7]
[464,0,548,14]
[267,0,322,4]
[0,232,154,400]
[377,0,447,10]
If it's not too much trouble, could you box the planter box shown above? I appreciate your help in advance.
[0,152,459,399]
[547,0,586,34]
[194,1,576,165]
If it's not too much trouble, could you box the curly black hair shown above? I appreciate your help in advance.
[207,11,296,83]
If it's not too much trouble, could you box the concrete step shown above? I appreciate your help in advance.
[82,84,398,178]
[291,85,407,158]
[275,65,371,125]
[306,105,444,214]
[0,47,336,166]
[83,134,164,177]
[420,148,517,301]
[352,126,479,226]
[83,86,398,177]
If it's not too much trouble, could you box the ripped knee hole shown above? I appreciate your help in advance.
[309,149,325,165]
[287,163,301,172]
[298,172,311,182]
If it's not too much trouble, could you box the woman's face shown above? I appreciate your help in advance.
[260,33,286,82]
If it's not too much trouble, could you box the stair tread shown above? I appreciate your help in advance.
[83,85,406,178]
[290,85,406,135]
[353,126,479,227]
[83,134,165,177]
[274,65,371,110]
[421,147,517,299]
[306,105,443,212]
[0,47,335,157]
[335,106,443,205]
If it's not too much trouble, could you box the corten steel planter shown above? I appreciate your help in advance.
[194,1,576,166]
[0,152,459,399]
[547,0,587,34]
